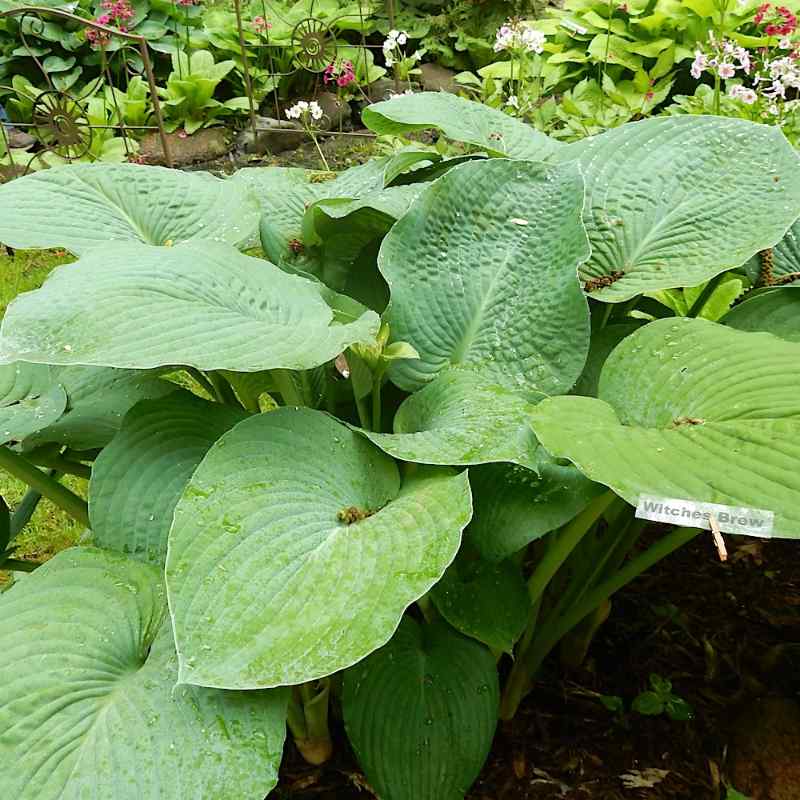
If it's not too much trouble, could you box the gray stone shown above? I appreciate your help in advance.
[235,117,304,155]
[140,127,230,166]
[314,91,352,131]
[364,78,416,102]
[419,63,459,94]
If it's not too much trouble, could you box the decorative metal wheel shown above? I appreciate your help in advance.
[31,90,92,161]
[291,17,337,72]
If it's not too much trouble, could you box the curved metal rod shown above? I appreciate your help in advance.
[0,6,172,166]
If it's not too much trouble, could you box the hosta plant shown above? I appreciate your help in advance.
[1,93,799,800]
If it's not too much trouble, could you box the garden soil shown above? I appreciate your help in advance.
[273,535,800,800]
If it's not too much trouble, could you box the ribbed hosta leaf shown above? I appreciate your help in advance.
[23,366,175,450]
[379,159,590,397]
[559,117,800,301]
[301,185,424,307]
[465,462,606,562]
[343,617,498,800]
[0,384,66,446]
[0,363,66,444]
[723,289,800,342]
[236,160,389,263]
[90,392,248,565]
[531,318,800,537]
[743,219,800,286]
[430,555,529,653]
[363,91,563,160]
[0,547,288,800]
[166,408,472,689]
[0,241,379,372]
[0,163,259,254]
[363,372,541,470]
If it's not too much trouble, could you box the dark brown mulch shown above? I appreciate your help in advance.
[272,535,800,799]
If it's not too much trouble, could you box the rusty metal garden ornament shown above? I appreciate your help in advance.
[0,5,171,176]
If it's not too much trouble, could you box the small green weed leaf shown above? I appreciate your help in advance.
[465,461,606,562]
[23,366,175,450]
[723,289,800,342]
[379,159,590,398]
[531,318,800,537]
[363,91,563,160]
[0,163,259,254]
[90,392,248,565]
[0,547,288,800]
[430,555,529,653]
[631,691,664,716]
[0,241,379,372]
[166,408,472,689]
[362,372,541,470]
[343,617,499,800]
[560,117,800,301]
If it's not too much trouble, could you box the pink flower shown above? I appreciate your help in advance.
[252,15,271,33]
[718,62,736,78]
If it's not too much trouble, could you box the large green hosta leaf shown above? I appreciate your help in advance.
[0,547,288,800]
[342,617,498,800]
[531,318,800,537]
[0,241,379,372]
[300,185,424,308]
[23,365,175,450]
[723,288,800,342]
[379,159,590,397]
[430,555,529,654]
[363,372,541,470]
[363,91,562,160]
[0,163,260,254]
[166,408,472,689]
[558,116,800,301]
[743,219,800,286]
[0,362,173,450]
[90,392,248,565]
[0,363,67,445]
[465,462,606,562]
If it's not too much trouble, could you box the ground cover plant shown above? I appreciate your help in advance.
[0,92,799,799]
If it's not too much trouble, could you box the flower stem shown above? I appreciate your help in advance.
[371,375,382,433]
[0,447,89,528]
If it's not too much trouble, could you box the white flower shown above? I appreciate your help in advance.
[494,20,544,53]
[729,84,758,104]
[397,31,408,45]
[779,35,794,49]
[506,94,519,109]
[735,46,751,74]
[285,100,308,119]
[718,62,736,78]
[520,27,546,54]
[385,54,395,67]
[387,29,399,40]
[690,50,707,79]
[285,99,322,123]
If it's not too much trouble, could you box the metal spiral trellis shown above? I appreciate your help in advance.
[233,0,398,144]
[0,6,171,178]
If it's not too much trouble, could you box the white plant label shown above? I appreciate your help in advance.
[636,495,774,538]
